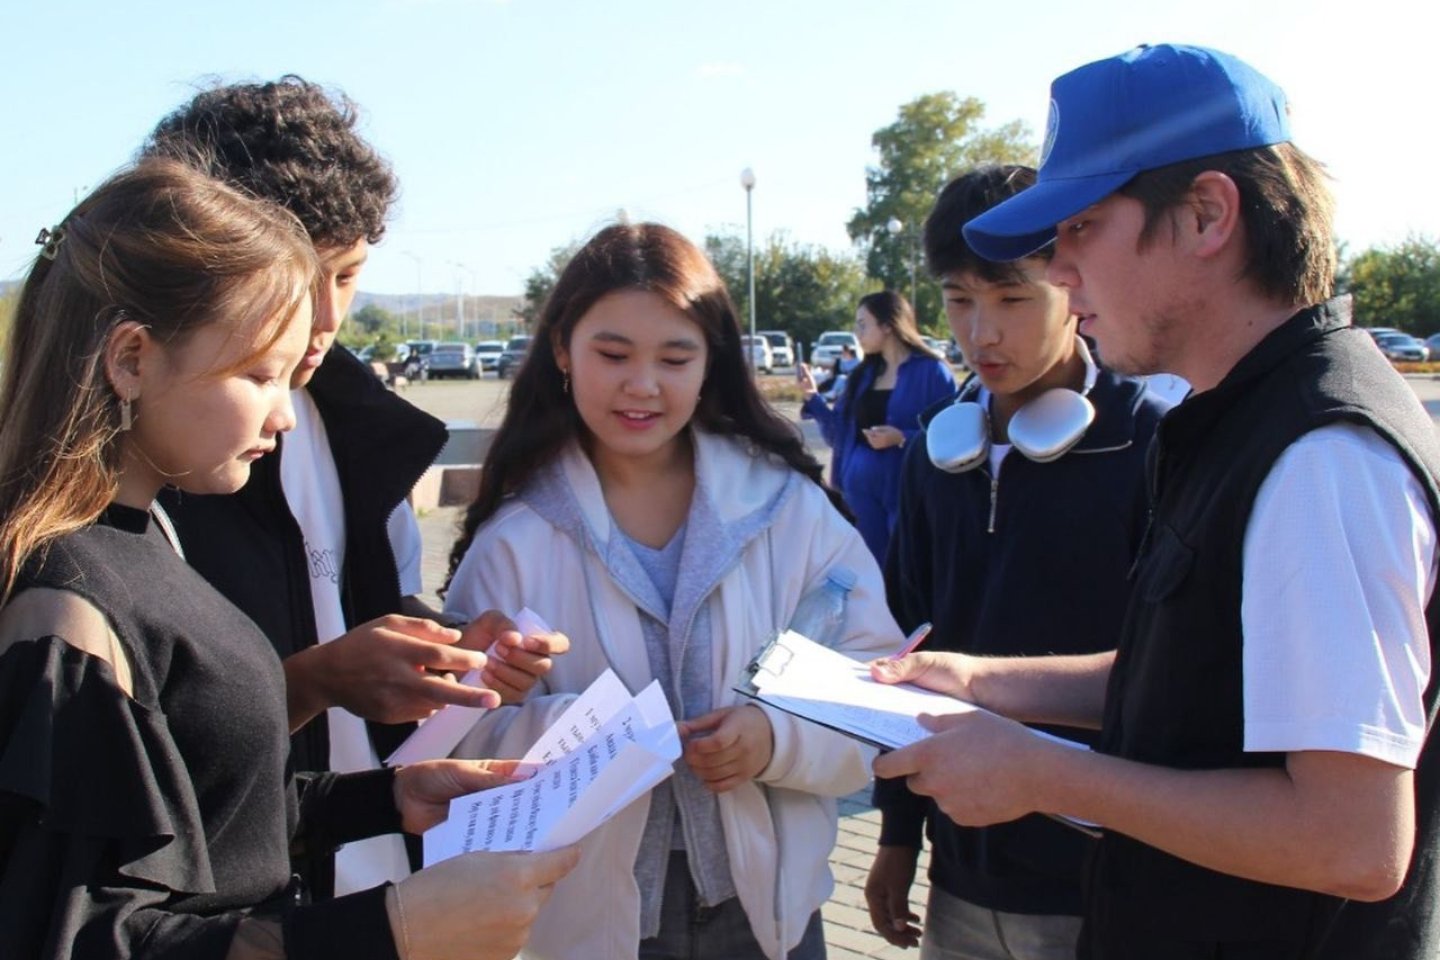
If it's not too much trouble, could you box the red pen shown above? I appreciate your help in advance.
[892,622,933,659]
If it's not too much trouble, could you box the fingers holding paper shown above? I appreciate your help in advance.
[872,710,1054,827]
[869,650,978,702]
[459,609,571,705]
[679,704,775,793]
[388,845,580,960]
[394,758,532,834]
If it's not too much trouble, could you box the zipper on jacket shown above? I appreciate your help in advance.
[987,471,999,534]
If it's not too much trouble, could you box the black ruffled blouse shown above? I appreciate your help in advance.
[0,505,400,959]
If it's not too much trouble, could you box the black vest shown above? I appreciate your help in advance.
[1087,300,1440,958]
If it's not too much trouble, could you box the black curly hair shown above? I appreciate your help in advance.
[142,75,398,248]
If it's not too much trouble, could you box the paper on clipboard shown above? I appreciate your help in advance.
[737,630,980,748]
[737,630,1099,834]
[386,607,553,766]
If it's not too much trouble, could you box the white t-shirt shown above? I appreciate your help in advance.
[1241,422,1436,769]
[1144,373,1191,407]
[388,501,424,599]
[281,389,412,894]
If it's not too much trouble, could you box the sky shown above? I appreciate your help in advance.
[2,0,1433,300]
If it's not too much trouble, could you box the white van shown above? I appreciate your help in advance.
[758,330,795,367]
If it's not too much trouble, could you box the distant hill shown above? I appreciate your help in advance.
[353,291,525,339]
[0,281,526,338]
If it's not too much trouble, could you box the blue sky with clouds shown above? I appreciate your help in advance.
[3,0,1432,297]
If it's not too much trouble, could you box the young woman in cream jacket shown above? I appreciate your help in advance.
[444,223,903,960]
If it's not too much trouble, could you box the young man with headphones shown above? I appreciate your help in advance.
[865,165,1172,960]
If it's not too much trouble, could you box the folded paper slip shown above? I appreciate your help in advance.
[424,669,680,860]
[387,607,552,766]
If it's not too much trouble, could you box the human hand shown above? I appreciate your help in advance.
[869,650,978,702]
[678,704,775,793]
[388,846,580,960]
[865,845,921,948]
[872,711,1050,827]
[457,610,572,705]
[797,363,819,397]
[393,758,530,834]
[285,616,500,730]
[862,425,905,449]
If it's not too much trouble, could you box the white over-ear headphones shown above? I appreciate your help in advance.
[927,337,1099,474]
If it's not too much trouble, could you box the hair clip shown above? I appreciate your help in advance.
[35,225,66,261]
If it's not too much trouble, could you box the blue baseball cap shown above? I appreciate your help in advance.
[963,44,1291,261]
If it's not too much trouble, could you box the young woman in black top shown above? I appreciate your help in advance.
[799,291,955,562]
[0,160,576,960]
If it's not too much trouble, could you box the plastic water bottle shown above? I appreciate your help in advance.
[789,566,857,648]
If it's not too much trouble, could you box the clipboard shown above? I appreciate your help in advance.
[736,631,1103,838]
[735,631,903,750]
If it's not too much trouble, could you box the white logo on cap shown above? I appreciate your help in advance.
[1040,99,1059,169]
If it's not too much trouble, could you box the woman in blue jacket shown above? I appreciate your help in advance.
[801,291,956,562]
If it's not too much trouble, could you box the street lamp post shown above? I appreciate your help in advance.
[886,216,918,308]
[403,251,423,340]
[452,261,468,339]
[740,167,757,374]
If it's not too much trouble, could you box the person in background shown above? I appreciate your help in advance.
[865,165,1169,959]
[443,222,904,960]
[875,43,1440,959]
[800,291,955,562]
[142,77,567,899]
[0,159,576,960]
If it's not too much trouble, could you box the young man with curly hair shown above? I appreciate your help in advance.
[143,77,564,899]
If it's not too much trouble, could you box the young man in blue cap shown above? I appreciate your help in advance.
[872,44,1440,958]
[865,165,1169,959]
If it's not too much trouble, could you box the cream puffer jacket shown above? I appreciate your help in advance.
[447,429,903,959]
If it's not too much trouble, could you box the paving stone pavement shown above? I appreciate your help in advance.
[416,504,930,958]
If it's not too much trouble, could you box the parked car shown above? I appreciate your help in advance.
[809,330,861,367]
[741,335,774,373]
[497,335,532,379]
[758,330,795,367]
[1425,333,1440,360]
[946,339,965,366]
[474,339,505,373]
[922,336,948,357]
[1375,332,1428,363]
[428,341,480,379]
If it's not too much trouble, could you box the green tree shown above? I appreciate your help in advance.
[707,231,872,360]
[518,241,582,326]
[1345,235,1440,335]
[351,302,395,336]
[847,92,1035,332]
[0,283,17,353]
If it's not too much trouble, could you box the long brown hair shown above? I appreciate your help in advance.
[0,159,317,603]
[842,290,936,411]
[445,222,835,591]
